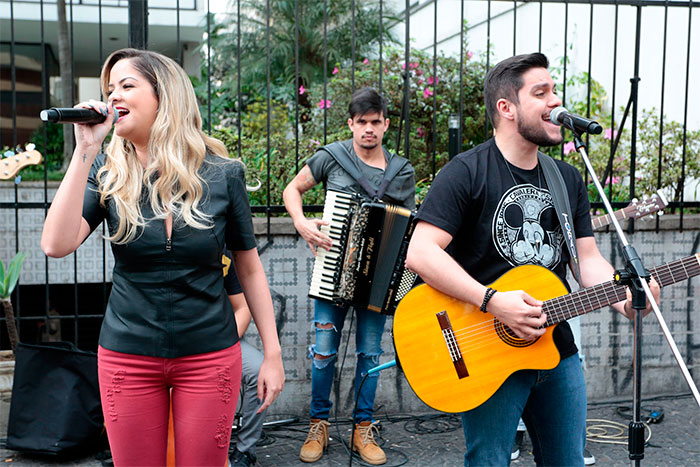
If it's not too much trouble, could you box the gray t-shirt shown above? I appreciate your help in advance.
[306,139,416,210]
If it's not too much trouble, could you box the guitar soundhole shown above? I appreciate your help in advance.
[494,321,538,347]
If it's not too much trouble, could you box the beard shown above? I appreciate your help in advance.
[357,136,379,150]
[517,113,562,147]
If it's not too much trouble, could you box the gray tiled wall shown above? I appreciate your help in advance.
[2,181,699,417]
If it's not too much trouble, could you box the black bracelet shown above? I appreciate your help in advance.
[480,287,497,313]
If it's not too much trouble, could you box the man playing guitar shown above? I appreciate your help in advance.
[405,53,659,466]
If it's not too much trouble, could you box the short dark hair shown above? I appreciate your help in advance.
[348,87,388,120]
[484,52,549,127]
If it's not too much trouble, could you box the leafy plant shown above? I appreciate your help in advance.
[633,110,700,203]
[211,25,488,206]
[197,0,398,129]
[0,252,26,352]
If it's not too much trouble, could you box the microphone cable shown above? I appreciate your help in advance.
[585,418,652,446]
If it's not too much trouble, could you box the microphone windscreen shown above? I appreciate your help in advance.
[39,109,59,122]
[549,106,568,126]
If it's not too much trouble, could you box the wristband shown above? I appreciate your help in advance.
[480,287,497,313]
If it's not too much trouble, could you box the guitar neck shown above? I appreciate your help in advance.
[591,190,667,229]
[543,253,700,326]
[591,208,630,229]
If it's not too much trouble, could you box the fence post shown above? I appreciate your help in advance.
[128,0,148,49]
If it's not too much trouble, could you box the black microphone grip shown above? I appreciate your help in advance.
[39,107,118,124]
[549,107,603,135]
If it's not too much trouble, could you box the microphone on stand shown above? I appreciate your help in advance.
[549,106,603,135]
[39,107,119,124]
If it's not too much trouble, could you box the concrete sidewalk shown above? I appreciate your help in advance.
[253,393,699,466]
[0,393,697,466]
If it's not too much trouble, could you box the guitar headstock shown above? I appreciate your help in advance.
[1,144,43,181]
[626,189,669,220]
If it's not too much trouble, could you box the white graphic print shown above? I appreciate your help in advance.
[492,184,563,268]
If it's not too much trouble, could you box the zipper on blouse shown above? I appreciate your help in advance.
[165,237,172,252]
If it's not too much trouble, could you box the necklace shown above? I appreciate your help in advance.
[503,156,542,189]
[502,157,545,253]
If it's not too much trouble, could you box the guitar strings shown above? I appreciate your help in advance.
[447,255,698,344]
[443,261,697,354]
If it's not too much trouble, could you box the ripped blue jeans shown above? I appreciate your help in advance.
[309,299,386,422]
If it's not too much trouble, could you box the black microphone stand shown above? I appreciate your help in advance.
[567,124,700,466]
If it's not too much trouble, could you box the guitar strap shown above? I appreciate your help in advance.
[538,151,582,285]
[320,140,408,200]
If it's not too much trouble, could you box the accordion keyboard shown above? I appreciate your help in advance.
[308,190,357,302]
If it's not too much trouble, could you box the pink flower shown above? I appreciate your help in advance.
[402,63,406,69]
[409,62,419,69]
[418,78,424,85]
[604,128,618,140]
[427,76,439,86]
[416,127,425,138]
[318,99,332,109]
[362,58,369,65]
[332,67,339,75]
[423,87,434,99]
[299,85,305,95]
[384,68,389,74]
[310,139,321,147]
[563,141,576,155]
[415,69,423,76]
[467,51,474,59]
[604,176,621,185]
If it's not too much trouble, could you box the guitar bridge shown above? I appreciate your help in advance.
[436,311,469,379]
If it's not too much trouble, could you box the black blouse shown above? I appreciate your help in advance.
[83,153,256,358]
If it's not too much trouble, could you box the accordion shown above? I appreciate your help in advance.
[309,189,417,315]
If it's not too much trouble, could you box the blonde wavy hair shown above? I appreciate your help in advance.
[98,48,229,244]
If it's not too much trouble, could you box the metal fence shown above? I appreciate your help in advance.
[0,0,698,350]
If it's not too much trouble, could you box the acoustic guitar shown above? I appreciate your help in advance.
[590,189,667,229]
[392,254,700,413]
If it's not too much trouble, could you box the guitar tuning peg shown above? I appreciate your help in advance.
[25,143,35,152]
[642,194,648,200]
[3,150,13,158]
[632,197,638,204]
[658,210,664,217]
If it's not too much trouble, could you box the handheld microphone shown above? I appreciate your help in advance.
[549,107,603,135]
[39,107,119,124]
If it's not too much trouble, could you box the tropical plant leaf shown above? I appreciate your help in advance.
[0,258,5,297]
[3,252,26,299]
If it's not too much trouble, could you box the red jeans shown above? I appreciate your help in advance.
[98,344,242,466]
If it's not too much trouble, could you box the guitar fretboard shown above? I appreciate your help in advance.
[543,254,700,326]
[591,208,632,229]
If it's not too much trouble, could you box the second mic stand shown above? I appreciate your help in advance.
[570,129,700,466]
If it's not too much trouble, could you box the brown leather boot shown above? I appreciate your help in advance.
[352,421,386,465]
[299,418,330,463]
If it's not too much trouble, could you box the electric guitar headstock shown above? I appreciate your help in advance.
[1,144,43,181]
[591,189,669,229]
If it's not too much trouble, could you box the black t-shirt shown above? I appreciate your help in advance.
[306,139,416,210]
[222,250,242,296]
[416,138,593,358]
[83,154,256,358]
